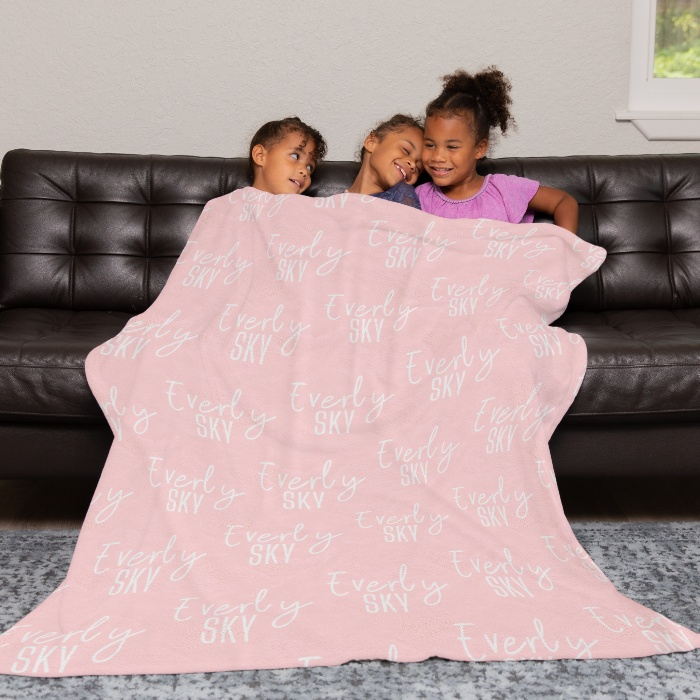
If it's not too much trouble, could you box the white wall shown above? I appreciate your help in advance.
[1,0,698,161]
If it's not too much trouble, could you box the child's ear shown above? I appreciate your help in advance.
[251,144,267,167]
[363,132,379,154]
[476,139,489,159]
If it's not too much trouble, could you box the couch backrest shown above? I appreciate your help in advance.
[0,150,348,314]
[1,149,698,313]
[480,154,700,312]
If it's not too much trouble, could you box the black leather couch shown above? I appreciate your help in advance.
[1,149,698,479]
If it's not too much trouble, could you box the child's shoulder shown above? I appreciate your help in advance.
[486,173,540,223]
[386,181,418,195]
[485,172,539,195]
[374,182,421,209]
[415,181,435,195]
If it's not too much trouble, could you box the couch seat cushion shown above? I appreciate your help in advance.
[4,307,698,426]
[0,308,131,422]
[555,309,700,423]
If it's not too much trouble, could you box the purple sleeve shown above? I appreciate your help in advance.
[490,174,540,224]
[415,183,435,213]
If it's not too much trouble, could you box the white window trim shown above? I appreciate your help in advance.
[616,0,700,140]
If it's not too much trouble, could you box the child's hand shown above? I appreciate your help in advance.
[529,186,579,235]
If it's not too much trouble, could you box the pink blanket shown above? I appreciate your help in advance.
[1,190,698,676]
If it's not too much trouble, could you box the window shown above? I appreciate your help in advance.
[654,0,700,78]
[617,0,700,140]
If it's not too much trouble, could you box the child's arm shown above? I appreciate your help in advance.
[528,186,579,235]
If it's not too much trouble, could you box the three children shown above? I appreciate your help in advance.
[247,67,578,235]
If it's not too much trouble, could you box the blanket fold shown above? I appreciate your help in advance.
[1,189,698,676]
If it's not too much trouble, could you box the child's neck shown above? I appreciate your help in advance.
[347,164,382,195]
[438,172,485,200]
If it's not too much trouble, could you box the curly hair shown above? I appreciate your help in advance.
[357,114,424,162]
[426,67,515,143]
[247,117,328,183]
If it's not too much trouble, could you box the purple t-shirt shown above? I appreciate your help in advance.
[416,174,540,223]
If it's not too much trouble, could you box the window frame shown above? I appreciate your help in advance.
[616,0,700,140]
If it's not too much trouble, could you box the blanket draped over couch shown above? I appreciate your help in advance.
[1,190,698,677]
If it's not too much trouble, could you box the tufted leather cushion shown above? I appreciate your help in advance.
[0,308,131,421]
[479,155,700,426]
[1,149,700,429]
[479,155,700,313]
[555,309,700,423]
[4,151,698,315]
[0,152,359,424]
[0,151,359,313]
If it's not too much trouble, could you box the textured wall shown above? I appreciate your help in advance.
[1,0,698,161]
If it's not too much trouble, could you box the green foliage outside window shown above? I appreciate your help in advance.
[654,0,700,78]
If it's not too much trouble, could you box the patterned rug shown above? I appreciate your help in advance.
[0,523,698,699]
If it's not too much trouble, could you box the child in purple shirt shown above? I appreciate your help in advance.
[417,67,578,233]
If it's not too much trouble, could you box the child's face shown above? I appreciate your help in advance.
[422,115,488,189]
[252,131,317,195]
[364,127,423,190]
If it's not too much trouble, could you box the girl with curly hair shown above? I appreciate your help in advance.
[418,67,578,233]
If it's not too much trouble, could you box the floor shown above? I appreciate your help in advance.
[0,475,698,530]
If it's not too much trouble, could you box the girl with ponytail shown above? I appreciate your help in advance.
[417,67,578,233]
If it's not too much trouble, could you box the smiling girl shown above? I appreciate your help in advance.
[417,68,578,233]
[347,114,424,208]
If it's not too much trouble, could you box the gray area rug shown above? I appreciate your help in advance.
[0,523,698,699]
